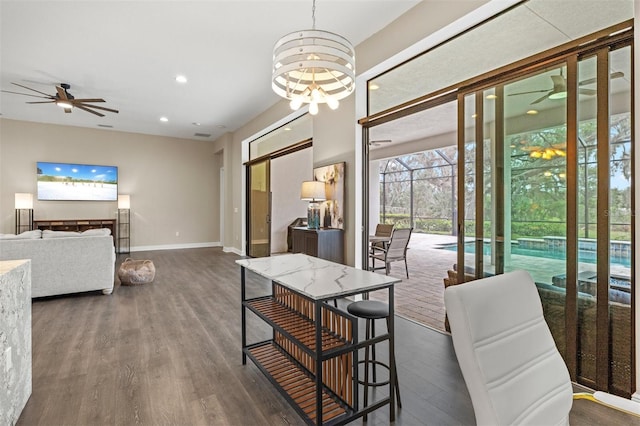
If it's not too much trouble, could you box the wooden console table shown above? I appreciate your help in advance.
[237,254,401,425]
[33,219,116,237]
[291,227,344,264]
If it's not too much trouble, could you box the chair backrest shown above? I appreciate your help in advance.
[374,223,394,238]
[444,270,573,426]
[386,228,412,260]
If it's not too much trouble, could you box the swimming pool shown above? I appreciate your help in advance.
[440,241,631,268]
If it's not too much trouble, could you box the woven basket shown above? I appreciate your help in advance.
[118,258,156,285]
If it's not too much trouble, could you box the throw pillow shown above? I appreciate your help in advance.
[0,229,42,239]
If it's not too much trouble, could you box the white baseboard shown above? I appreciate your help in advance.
[129,241,222,252]
[223,246,242,256]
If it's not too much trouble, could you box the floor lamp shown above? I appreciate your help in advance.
[117,194,131,254]
[15,193,34,234]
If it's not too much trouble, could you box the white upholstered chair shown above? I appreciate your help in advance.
[444,270,640,425]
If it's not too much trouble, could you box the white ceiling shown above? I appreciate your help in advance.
[0,0,420,141]
[369,0,634,156]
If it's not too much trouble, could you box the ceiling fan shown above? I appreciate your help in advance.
[1,82,119,117]
[508,71,624,105]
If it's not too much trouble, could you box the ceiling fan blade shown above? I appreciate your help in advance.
[71,98,105,103]
[508,89,551,96]
[1,89,54,99]
[26,101,56,104]
[77,103,119,114]
[550,74,565,85]
[530,92,551,105]
[75,104,105,117]
[578,88,597,96]
[579,71,625,87]
[10,82,53,97]
[56,85,68,100]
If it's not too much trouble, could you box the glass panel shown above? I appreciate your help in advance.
[576,55,597,386]
[367,1,632,115]
[503,65,568,357]
[249,114,312,160]
[608,45,632,396]
[248,160,270,257]
[462,94,477,281]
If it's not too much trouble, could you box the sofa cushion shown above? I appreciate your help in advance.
[0,230,42,239]
[82,228,111,236]
[42,230,82,238]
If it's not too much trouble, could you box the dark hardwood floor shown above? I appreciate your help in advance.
[17,247,629,425]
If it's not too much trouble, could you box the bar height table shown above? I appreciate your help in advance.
[237,253,401,425]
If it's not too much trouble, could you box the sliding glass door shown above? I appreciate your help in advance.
[247,159,271,257]
[457,43,633,396]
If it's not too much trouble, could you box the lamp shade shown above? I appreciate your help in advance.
[118,194,131,209]
[300,181,326,201]
[15,193,33,209]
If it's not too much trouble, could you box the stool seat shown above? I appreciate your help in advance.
[347,300,389,319]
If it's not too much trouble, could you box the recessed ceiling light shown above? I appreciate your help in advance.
[284,127,291,131]
[486,94,498,100]
[192,122,201,126]
[369,83,380,90]
[160,116,169,122]
[176,75,188,83]
[526,109,539,115]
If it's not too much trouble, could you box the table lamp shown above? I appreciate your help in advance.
[300,181,326,229]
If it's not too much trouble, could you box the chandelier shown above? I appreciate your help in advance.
[272,0,355,115]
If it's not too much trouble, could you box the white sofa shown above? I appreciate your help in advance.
[0,229,115,297]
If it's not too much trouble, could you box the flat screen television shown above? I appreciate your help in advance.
[37,161,118,201]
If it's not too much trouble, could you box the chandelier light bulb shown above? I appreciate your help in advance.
[309,101,319,115]
[290,97,304,111]
[311,87,321,102]
[326,96,339,110]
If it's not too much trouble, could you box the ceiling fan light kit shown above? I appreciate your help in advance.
[272,0,355,115]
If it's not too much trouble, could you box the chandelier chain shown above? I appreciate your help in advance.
[312,0,316,30]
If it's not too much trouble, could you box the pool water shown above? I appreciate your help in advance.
[442,241,631,268]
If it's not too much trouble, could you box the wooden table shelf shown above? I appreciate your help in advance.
[245,296,352,356]
[246,342,351,424]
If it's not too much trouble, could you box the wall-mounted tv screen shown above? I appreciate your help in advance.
[37,161,118,201]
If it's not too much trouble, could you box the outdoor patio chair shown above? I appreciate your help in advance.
[371,223,394,252]
[369,227,412,278]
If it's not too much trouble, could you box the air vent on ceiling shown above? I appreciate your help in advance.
[97,124,113,128]
[194,132,211,138]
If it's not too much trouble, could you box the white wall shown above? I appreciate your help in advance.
[0,119,223,250]
[270,147,313,253]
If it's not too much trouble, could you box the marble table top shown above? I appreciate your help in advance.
[236,253,401,300]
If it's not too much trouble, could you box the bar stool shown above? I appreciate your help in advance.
[347,300,401,419]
